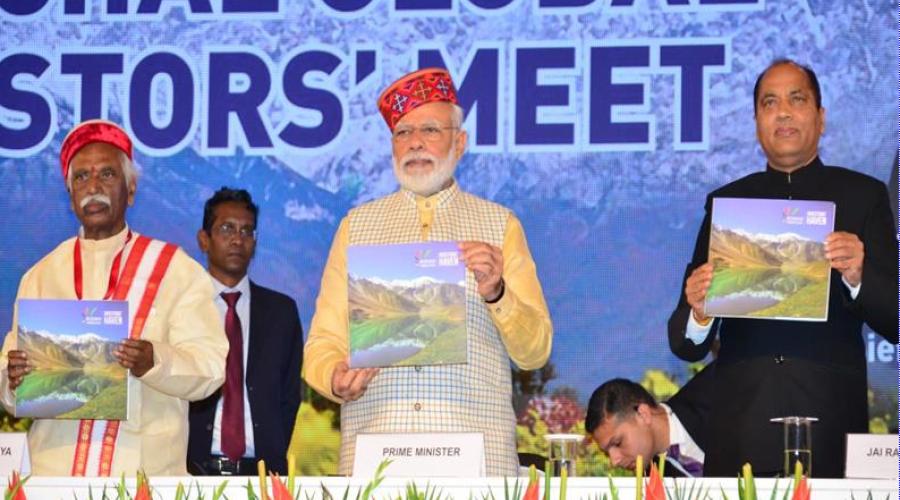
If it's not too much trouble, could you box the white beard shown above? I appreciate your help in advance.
[393,143,458,196]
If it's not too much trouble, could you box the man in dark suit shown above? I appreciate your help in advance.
[889,151,897,230]
[188,187,303,475]
[585,363,713,478]
[668,59,897,477]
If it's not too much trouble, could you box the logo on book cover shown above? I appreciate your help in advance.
[415,249,437,268]
[805,210,828,225]
[82,306,102,326]
[103,310,124,325]
[437,251,459,266]
[415,248,460,268]
[782,206,804,225]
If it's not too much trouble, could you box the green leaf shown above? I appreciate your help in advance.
[212,479,229,500]
[543,463,551,500]
[606,475,619,500]
[504,475,522,500]
[245,478,259,500]
[482,484,496,500]
[767,479,780,500]
[116,473,128,500]
[360,459,391,500]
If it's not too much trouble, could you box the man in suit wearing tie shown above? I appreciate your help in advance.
[188,187,304,475]
[585,364,713,477]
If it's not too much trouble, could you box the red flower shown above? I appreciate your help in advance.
[134,471,151,500]
[645,463,664,500]
[5,472,25,500]
[791,476,810,500]
[269,473,293,500]
[522,465,539,500]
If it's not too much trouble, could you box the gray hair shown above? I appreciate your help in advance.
[66,150,138,191]
[450,104,464,129]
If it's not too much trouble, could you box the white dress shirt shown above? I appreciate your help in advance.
[662,403,704,476]
[210,275,255,458]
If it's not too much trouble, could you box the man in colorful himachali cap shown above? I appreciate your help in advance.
[303,68,554,476]
[0,119,227,476]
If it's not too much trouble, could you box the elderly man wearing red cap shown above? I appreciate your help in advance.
[303,69,553,476]
[0,120,227,476]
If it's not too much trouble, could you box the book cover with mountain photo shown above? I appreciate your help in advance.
[705,198,836,321]
[348,241,467,368]
[15,299,128,419]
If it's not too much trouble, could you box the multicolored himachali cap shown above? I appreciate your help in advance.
[59,119,133,182]
[377,68,459,131]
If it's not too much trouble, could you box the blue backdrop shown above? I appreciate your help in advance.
[0,0,896,427]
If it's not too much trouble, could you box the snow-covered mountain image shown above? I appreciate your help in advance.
[705,199,834,320]
[709,225,827,268]
[17,329,119,370]
[348,242,466,368]
[15,300,128,420]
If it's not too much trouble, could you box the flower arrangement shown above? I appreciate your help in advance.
[4,472,25,500]
[0,453,874,500]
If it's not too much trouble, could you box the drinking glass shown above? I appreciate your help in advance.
[770,416,817,476]
[544,433,580,477]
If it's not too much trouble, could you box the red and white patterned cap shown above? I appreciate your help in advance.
[377,68,459,131]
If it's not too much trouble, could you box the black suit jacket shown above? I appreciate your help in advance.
[666,361,714,455]
[188,281,304,474]
[659,361,713,478]
[667,158,898,478]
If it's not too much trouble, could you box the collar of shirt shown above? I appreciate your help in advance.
[400,178,460,209]
[400,179,460,239]
[661,403,705,463]
[211,274,251,358]
[77,223,131,252]
[764,155,825,184]
[211,274,251,298]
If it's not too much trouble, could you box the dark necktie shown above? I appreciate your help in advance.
[220,291,245,461]
[667,444,704,477]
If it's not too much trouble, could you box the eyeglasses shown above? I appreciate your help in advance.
[392,124,458,143]
[212,223,257,240]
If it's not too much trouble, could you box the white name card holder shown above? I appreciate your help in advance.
[353,432,485,478]
[845,433,898,479]
[0,433,30,477]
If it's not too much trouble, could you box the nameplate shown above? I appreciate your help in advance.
[353,432,485,477]
[845,433,897,478]
[0,433,30,477]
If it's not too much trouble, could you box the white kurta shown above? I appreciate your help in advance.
[0,226,227,476]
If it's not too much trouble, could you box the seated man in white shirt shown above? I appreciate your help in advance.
[585,364,712,477]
